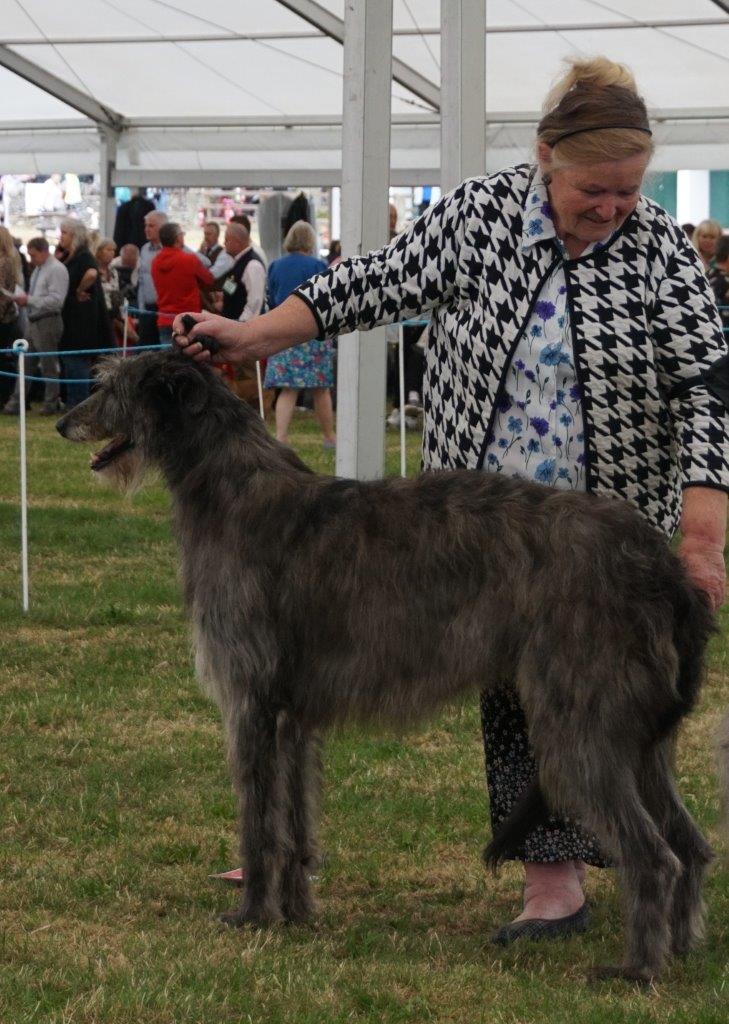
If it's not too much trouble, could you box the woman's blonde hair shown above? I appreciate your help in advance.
[538,57,654,166]
[692,219,723,249]
[95,237,116,261]
[0,225,16,263]
[284,220,317,255]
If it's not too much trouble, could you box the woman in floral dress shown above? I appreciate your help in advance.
[264,221,336,449]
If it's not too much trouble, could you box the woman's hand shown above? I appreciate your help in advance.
[678,537,726,612]
[171,311,257,364]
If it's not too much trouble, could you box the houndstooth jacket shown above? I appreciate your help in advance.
[295,164,729,537]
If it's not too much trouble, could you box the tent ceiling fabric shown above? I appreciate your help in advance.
[2,0,729,179]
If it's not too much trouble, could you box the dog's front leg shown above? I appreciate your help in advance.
[220,696,285,928]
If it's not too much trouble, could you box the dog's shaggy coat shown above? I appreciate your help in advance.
[58,351,716,982]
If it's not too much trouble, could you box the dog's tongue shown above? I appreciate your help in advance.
[91,435,133,470]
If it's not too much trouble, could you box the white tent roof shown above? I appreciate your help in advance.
[3,0,729,181]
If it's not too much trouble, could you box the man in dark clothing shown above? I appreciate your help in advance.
[113,191,156,250]
[199,221,223,264]
[216,222,266,324]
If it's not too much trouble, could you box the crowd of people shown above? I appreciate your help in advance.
[0,203,343,439]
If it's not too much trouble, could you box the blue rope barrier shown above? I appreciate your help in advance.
[0,343,171,358]
[0,370,92,384]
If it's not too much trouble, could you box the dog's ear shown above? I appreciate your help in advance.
[140,360,210,417]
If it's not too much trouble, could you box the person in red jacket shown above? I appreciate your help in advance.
[151,222,214,342]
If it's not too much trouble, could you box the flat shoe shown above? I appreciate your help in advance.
[492,903,589,945]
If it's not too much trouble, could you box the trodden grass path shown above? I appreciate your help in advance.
[0,409,727,1023]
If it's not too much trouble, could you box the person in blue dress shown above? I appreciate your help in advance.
[264,222,336,449]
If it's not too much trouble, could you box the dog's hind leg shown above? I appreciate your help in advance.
[277,712,322,923]
[639,740,713,958]
[221,696,286,928]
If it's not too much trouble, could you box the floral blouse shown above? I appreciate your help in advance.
[482,172,603,491]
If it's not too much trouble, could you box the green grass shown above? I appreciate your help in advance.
[1,409,728,1024]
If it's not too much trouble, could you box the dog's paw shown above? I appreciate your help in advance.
[588,964,657,986]
[219,905,283,929]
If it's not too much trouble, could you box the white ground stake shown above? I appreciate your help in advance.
[13,339,29,612]
[122,298,129,355]
[398,325,406,478]
[255,360,265,419]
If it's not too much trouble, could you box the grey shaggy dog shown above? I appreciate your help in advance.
[57,350,716,983]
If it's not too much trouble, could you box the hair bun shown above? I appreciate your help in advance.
[544,57,638,114]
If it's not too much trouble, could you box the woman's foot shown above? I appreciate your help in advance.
[514,861,585,922]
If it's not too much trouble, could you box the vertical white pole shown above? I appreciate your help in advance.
[398,325,406,478]
[255,361,265,419]
[336,0,393,481]
[441,0,487,193]
[13,339,30,612]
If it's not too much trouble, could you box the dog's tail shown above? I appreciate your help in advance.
[482,779,550,870]
[483,578,716,870]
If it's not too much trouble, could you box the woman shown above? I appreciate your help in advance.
[56,219,112,407]
[263,221,336,449]
[0,225,22,407]
[692,218,723,271]
[96,237,120,314]
[175,58,728,942]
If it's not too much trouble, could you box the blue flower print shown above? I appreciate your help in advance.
[487,453,498,466]
[552,435,562,448]
[527,439,540,453]
[497,438,509,449]
[530,417,549,437]
[525,369,536,382]
[560,413,572,427]
[540,200,552,218]
[535,300,556,322]
[534,458,556,484]
[515,359,526,371]
[558,285,566,295]
[539,342,570,366]
[507,416,523,432]
[570,385,581,401]
[557,467,571,480]
[530,324,543,339]
[526,217,544,238]
[498,393,513,413]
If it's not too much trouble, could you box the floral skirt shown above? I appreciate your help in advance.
[263,338,334,389]
[481,687,608,866]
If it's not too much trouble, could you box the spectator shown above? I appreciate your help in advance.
[199,221,223,264]
[327,239,341,266]
[680,222,696,241]
[96,238,120,316]
[110,243,140,304]
[138,210,167,346]
[709,235,729,329]
[215,222,266,323]
[113,189,156,251]
[0,225,25,409]
[55,218,110,408]
[263,221,335,449]
[151,222,214,343]
[3,235,69,415]
[691,219,723,271]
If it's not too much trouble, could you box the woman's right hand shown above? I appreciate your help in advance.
[172,311,259,365]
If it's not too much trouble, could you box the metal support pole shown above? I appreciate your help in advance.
[336,0,393,481]
[13,339,30,612]
[441,0,487,193]
[99,127,119,237]
[398,325,406,478]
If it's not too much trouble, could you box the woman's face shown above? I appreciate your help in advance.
[99,243,115,266]
[58,226,74,251]
[538,147,650,247]
[696,229,719,259]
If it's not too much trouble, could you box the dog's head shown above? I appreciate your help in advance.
[56,351,219,493]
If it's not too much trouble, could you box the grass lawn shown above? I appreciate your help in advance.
[1,406,728,1024]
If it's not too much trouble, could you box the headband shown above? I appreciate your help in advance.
[551,124,652,145]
